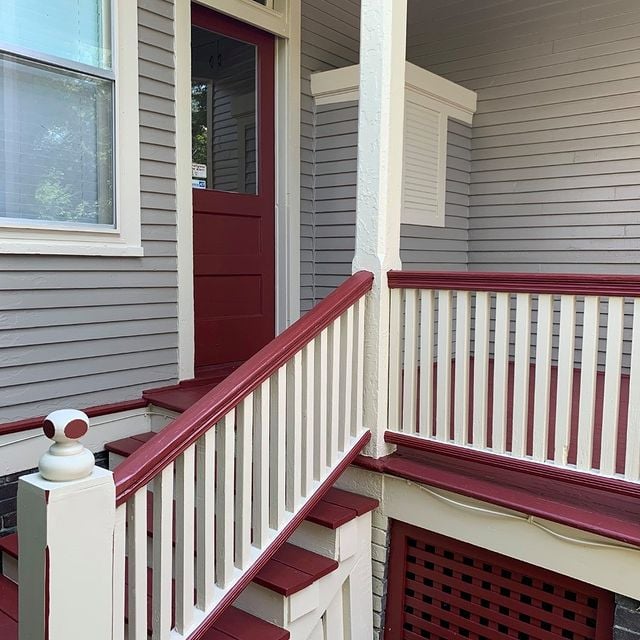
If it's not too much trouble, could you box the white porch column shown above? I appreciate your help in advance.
[18,410,116,640]
[353,0,408,458]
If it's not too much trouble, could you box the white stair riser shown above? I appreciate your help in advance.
[1,552,17,585]
[234,580,320,626]
[237,513,373,640]
[288,518,359,562]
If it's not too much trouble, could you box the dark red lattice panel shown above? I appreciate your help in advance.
[384,522,614,640]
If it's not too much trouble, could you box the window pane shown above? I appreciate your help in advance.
[0,54,114,226]
[191,27,257,195]
[0,0,111,69]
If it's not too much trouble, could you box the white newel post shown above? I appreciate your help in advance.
[353,0,408,458]
[18,410,116,640]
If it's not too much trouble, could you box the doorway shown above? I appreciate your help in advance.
[191,5,276,377]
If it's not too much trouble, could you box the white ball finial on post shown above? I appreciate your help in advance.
[39,409,95,481]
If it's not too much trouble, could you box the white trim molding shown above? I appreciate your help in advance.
[0,0,142,257]
[383,475,640,601]
[311,62,477,229]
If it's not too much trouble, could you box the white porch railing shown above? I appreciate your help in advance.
[387,271,640,482]
[18,272,373,640]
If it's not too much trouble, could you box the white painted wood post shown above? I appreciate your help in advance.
[18,410,116,640]
[353,0,408,458]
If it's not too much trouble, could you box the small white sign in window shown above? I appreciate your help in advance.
[192,163,207,179]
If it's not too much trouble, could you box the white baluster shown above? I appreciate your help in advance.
[577,296,599,471]
[512,293,531,457]
[236,396,253,568]
[175,446,195,633]
[328,318,342,465]
[128,490,148,640]
[419,290,435,437]
[492,292,510,454]
[388,288,403,430]
[113,505,126,640]
[196,429,215,609]
[454,291,471,445]
[354,297,366,436]
[340,306,355,447]
[402,290,419,434]
[253,381,270,547]
[554,295,576,466]
[436,290,452,440]
[601,297,624,475]
[152,464,174,640]
[314,330,328,480]
[532,294,553,462]
[287,354,303,511]
[271,369,286,528]
[473,291,490,449]
[303,343,316,496]
[625,299,640,481]
[216,411,236,588]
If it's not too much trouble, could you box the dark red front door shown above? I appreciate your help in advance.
[191,5,275,376]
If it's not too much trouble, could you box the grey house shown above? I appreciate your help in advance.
[2,1,640,639]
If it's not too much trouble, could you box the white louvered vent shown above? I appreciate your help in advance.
[310,62,477,228]
[402,100,446,227]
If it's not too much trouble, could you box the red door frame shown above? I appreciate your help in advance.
[191,5,276,375]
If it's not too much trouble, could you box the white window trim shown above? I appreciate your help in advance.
[176,0,301,380]
[0,0,142,257]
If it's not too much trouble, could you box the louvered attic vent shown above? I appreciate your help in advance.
[384,522,614,640]
[310,62,477,228]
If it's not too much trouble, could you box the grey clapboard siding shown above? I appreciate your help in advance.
[407,0,640,275]
[313,100,471,301]
[0,0,178,422]
[300,0,361,310]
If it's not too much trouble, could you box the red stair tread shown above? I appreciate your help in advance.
[272,543,338,581]
[144,381,222,414]
[207,606,289,640]
[0,575,18,622]
[0,609,16,640]
[105,431,155,457]
[0,534,17,560]
[305,500,356,529]
[323,487,378,516]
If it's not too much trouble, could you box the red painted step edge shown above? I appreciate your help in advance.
[254,543,338,596]
[114,271,373,506]
[208,606,289,640]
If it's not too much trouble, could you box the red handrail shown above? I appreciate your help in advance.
[114,271,374,506]
[389,270,640,298]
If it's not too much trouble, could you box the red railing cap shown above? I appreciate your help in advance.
[388,270,640,298]
[114,271,373,505]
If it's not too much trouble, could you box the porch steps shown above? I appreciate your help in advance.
[0,570,287,640]
[0,486,378,639]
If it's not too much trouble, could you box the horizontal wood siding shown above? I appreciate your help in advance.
[314,101,471,301]
[300,0,361,310]
[0,0,178,422]
[407,0,640,274]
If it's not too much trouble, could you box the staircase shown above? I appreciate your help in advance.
[0,478,377,640]
[8,272,376,640]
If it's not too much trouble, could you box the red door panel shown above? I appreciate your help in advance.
[191,5,275,376]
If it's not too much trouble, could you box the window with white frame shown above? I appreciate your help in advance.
[0,0,142,255]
